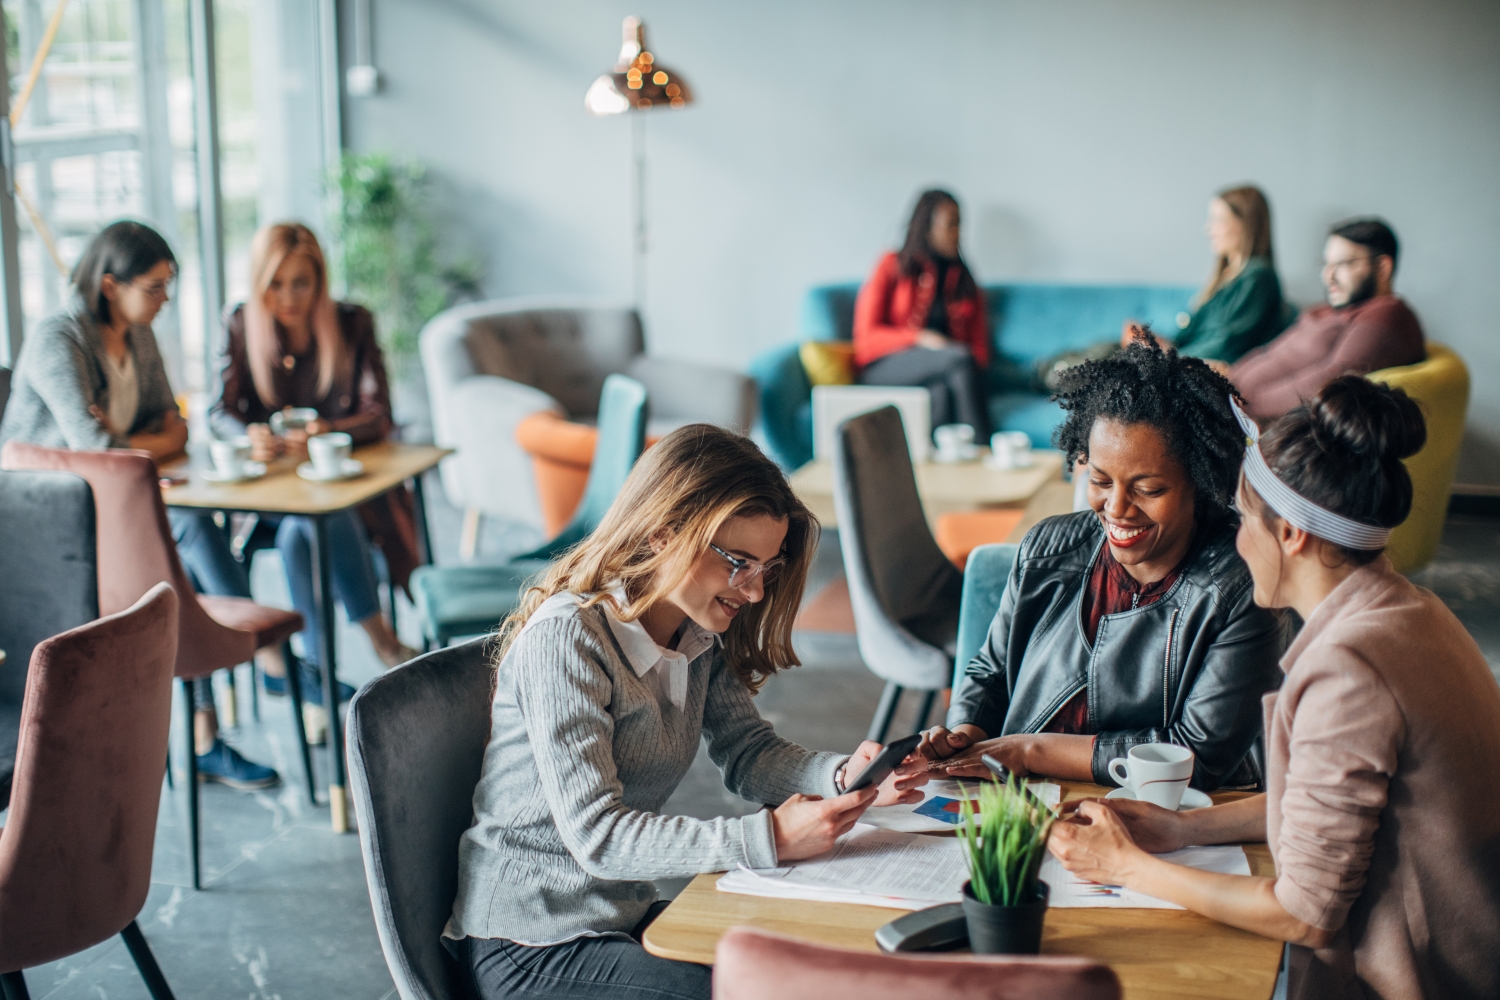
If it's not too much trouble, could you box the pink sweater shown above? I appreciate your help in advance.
[1265,558,1500,1000]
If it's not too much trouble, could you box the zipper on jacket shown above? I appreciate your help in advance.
[1162,608,1179,728]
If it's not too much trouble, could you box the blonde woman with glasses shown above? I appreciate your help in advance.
[443,424,922,1000]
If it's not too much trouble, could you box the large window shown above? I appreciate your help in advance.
[0,0,338,395]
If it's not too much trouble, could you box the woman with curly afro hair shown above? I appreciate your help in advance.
[908,334,1284,791]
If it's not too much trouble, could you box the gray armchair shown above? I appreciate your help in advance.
[420,297,758,540]
[832,406,964,743]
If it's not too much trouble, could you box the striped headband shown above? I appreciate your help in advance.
[1230,395,1391,551]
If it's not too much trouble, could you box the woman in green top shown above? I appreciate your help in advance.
[1128,185,1285,364]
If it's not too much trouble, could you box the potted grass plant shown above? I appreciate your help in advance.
[955,774,1056,954]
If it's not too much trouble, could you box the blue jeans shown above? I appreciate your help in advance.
[168,509,249,714]
[272,511,382,667]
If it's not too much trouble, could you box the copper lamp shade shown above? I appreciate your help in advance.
[585,16,694,116]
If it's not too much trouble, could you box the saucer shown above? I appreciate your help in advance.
[202,461,267,484]
[983,454,1035,471]
[1106,786,1212,811]
[932,445,980,465]
[296,459,364,482]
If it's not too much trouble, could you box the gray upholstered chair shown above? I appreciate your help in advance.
[420,297,758,551]
[832,406,964,743]
[347,639,493,1000]
[0,467,98,805]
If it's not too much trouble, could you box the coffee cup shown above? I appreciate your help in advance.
[209,437,252,478]
[933,423,976,462]
[307,431,353,478]
[989,431,1034,469]
[270,406,320,436]
[1108,743,1194,810]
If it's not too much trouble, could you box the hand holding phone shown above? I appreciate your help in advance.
[841,733,924,793]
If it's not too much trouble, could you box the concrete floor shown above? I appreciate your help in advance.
[17,482,1500,999]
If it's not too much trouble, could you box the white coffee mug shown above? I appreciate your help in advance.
[307,431,353,478]
[1108,743,1194,810]
[933,423,975,462]
[989,431,1034,469]
[209,437,251,478]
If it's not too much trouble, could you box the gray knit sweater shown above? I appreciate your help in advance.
[446,594,848,945]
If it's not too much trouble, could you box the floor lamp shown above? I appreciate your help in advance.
[585,16,694,314]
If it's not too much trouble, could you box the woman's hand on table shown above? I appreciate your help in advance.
[281,420,325,458]
[842,740,926,806]
[1048,799,1150,886]
[772,787,878,861]
[247,423,282,462]
[1083,796,1189,854]
[904,725,1031,780]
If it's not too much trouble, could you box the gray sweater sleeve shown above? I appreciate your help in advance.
[701,655,848,804]
[512,618,780,878]
[22,320,119,449]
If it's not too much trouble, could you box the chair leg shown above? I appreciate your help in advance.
[120,920,178,1000]
[249,661,260,722]
[460,507,482,561]
[222,668,238,728]
[1,970,31,1000]
[164,744,173,789]
[913,689,938,736]
[867,682,903,744]
[179,680,201,891]
[282,642,317,807]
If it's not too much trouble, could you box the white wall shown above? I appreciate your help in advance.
[342,0,1500,484]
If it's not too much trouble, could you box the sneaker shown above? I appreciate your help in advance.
[196,740,280,790]
[262,655,355,705]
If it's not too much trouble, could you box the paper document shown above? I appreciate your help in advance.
[1041,845,1251,908]
[864,780,1061,834]
[718,824,968,909]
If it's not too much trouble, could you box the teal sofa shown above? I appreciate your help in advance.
[749,281,1196,469]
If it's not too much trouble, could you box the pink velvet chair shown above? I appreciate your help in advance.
[0,443,305,889]
[0,584,180,1000]
[712,926,1122,1000]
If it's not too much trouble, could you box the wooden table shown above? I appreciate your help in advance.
[643,781,1281,1000]
[791,448,1066,533]
[161,442,450,831]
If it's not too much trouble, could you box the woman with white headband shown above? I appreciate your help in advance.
[1049,376,1500,1000]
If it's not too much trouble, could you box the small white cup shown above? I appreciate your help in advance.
[1108,743,1194,810]
[209,437,251,478]
[307,431,353,478]
[989,431,1034,469]
[933,423,976,462]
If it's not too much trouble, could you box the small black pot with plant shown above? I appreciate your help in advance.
[955,774,1057,954]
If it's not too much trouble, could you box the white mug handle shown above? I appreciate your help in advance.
[1108,757,1131,788]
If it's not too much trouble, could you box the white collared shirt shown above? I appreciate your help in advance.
[520,589,717,712]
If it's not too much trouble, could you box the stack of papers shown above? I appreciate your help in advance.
[717,821,1253,911]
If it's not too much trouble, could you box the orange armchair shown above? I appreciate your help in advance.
[516,412,658,539]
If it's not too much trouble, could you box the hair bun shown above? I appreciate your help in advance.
[1307,376,1426,463]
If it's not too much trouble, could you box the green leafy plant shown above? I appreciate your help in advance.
[328,152,483,368]
[956,775,1056,906]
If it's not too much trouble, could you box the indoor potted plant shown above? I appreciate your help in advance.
[956,775,1056,954]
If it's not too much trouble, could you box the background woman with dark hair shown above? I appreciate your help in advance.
[0,219,280,790]
[1126,185,1285,364]
[1048,377,1500,1000]
[853,189,991,439]
[906,336,1282,790]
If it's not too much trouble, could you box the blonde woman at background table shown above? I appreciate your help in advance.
[1048,377,1500,1000]
[444,424,923,1000]
[210,223,417,713]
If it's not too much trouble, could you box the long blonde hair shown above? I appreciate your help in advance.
[244,222,343,408]
[1199,185,1274,305]
[495,424,818,692]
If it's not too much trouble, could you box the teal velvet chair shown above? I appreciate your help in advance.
[951,543,1019,691]
[411,374,649,647]
[753,282,1197,468]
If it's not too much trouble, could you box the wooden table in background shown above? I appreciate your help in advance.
[790,448,1067,538]
[161,442,450,831]
[643,781,1280,1000]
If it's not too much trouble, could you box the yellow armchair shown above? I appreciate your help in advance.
[1368,342,1470,573]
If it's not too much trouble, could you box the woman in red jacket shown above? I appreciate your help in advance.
[854,189,990,439]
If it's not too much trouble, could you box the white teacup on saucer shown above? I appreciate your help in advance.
[1108,742,1195,810]
[1105,785,1213,811]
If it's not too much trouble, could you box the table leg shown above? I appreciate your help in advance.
[411,472,433,566]
[310,514,348,832]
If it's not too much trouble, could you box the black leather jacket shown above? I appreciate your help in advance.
[947,511,1283,790]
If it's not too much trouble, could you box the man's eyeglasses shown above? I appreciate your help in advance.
[708,542,785,589]
[1321,255,1374,276]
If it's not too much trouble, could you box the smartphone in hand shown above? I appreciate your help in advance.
[841,733,923,793]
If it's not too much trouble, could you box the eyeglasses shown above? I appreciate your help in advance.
[1321,255,1374,276]
[708,542,785,589]
[129,277,175,300]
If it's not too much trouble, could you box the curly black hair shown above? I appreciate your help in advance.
[1051,334,1244,519]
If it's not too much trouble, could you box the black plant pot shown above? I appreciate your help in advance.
[961,879,1050,954]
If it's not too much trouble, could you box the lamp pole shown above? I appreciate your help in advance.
[632,112,647,312]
